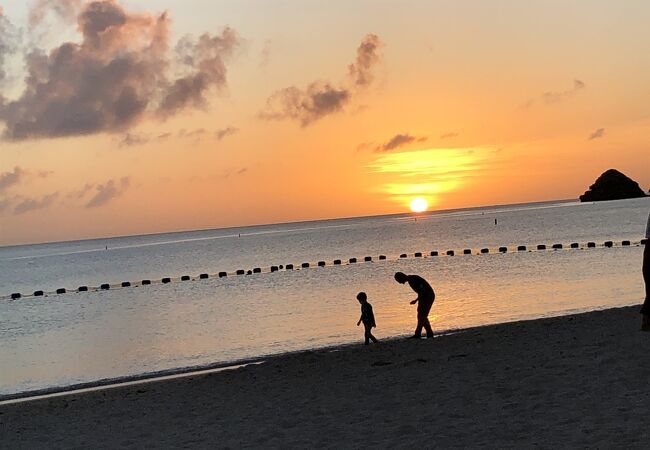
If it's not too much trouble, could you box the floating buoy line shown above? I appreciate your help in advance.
[5,239,647,301]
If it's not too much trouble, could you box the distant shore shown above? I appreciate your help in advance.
[3,305,650,448]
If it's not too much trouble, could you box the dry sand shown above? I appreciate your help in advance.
[2,305,650,449]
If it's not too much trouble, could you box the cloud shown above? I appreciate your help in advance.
[261,82,350,127]
[117,132,149,147]
[0,166,25,192]
[0,7,20,82]
[375,133,427,152]
[158,27,239,116]
[13,192,59,214]
[588,127,605,140]
[0,0,240,141]
[260,34,382,126]
[215,126,238,140]
[85,176,130,207]
[67,182,94,199]
[440,132,458,139]
[29,0,82,26]
[542,79,585,104]
[260,39,271,68]
[348,34,382,87]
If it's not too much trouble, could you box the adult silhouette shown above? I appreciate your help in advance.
[394,272,435,338]
[641,212,650,330]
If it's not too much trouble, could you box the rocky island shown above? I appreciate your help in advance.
[579,169,647,202]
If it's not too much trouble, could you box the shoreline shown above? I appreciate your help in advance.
[4,304,650,447]
[0,305,618,404]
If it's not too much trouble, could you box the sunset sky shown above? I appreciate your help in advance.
[1,0,649,245]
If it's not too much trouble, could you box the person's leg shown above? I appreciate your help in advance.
[364,326,371,345]
[423,318,434,338]
[368,328,379,343]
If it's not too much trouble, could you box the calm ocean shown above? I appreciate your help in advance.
[1,197,648,398]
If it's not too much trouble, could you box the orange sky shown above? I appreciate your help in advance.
[1,0,649,245]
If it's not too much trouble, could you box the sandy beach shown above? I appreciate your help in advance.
[2,305,649,448]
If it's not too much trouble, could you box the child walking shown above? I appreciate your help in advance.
[356,292,379,345]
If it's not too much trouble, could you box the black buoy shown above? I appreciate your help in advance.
[162,277,171,283]
[318,261,326,267]
[400,254,407,258]
[446,250,454,256]
[122,281,132,287]
[286,264,294,270]
[481,248,489,254]
[247,270,252,275]
[56,288,66,294]
[181,275,190,281]
[622,240,630,246]
[78,286,89,292]
[414,252,422,257]
[11,293,21,300]
[270,266,279,272]
[253,268,261,273]
[218,272,227,278]
[464,249,472,255]
[379,255,386,260]
[364,256,372,262]
[349,258,357,263]
[517,245,526,251]
[101,283,110,290]
[142,279,151,285]
[333,260,341,265]
[641,238,648,245]
[587,242,596,248]
[34,290,44,296]
[537,244,546,250]
[199,273,209,279]
[236,270,245,275]
[430,251,438,256]
[604,241,613,248]
[552,244,563,250]
[570,243,579,249]
[301,263,310,268]
[499,247,507,253]
[279,265,284,269]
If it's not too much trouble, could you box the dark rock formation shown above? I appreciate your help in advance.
[579,169,647,202]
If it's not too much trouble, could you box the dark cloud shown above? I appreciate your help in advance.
[348,34,382,87]
[261,82,350,127]
[542,79,585,104]
[215,126,238,140]
[117,132,149,147]
[14,192,58,214]
[588,127,605,140]
[179,128,206,138]
[85,176,130,208]
[440,132,458,139]
[158,28,239,116]
[0,1,240,141]
[376,133,427,152]
[0,166,24,192]
[157,132,172,140]
[260,34,382,126]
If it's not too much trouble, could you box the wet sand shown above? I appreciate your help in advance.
[2,305,649,448]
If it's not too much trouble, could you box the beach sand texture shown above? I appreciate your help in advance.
[2,306,649,448]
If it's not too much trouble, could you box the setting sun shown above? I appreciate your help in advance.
[409,197,429,213]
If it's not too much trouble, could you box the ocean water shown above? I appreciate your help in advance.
[1,197,648,397]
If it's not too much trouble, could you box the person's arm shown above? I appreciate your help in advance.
[357,314,362,326]
[410,297,418,305]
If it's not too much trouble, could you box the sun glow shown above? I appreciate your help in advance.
[409,197,428,213]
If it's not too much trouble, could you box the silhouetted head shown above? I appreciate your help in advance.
[356,291,367,303]
[394,271,408,284]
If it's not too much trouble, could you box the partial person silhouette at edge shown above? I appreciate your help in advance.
[394,272,435,339]
[640,211,650,330]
